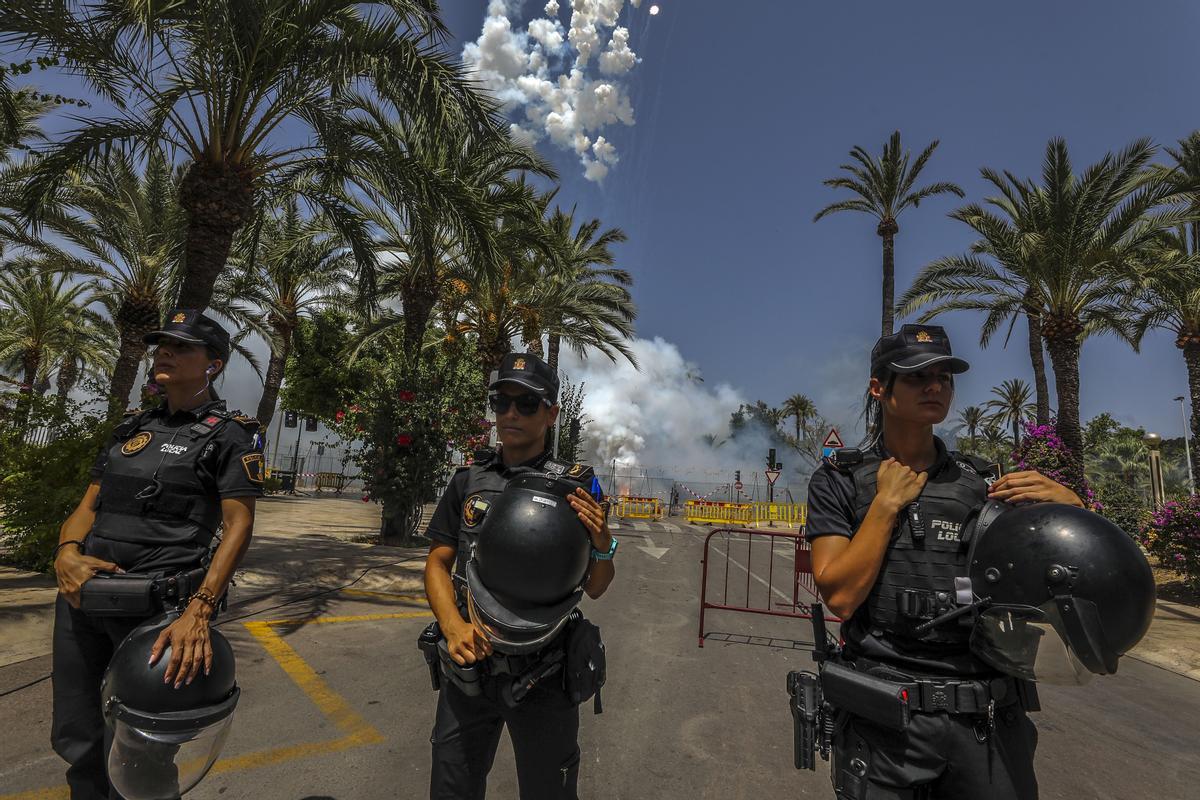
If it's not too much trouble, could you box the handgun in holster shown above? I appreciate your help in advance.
[417,621,443,690]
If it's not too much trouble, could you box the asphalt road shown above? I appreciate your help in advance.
[3,520,1200,799]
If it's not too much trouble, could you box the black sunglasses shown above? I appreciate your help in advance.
[488,393,547,416]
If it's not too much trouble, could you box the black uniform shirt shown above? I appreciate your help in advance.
[426,448,601,550]
[86,399,263,574]
[805,438,993,675]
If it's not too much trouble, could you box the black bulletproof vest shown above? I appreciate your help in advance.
[848,451,990,645]
[93,408,233,548]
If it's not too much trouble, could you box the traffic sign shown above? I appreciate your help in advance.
[734,481,744,492]
[765,469,781,485]
[821,446,837,461]
[823,428,844,448]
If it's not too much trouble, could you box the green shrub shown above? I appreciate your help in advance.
[1141,494,1200,588]
[0,393,110,572]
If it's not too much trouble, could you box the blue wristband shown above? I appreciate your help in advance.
[591,537,618,560]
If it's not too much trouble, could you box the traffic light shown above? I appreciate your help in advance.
[305,416,318,432]
[735,470,741,482]
[284,410,298,428]
[768,448,776,468]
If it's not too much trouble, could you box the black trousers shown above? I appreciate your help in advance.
[51,595,153,800]
[429,677,581,800]
[831,704,1038,800]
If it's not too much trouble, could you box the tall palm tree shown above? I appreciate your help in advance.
[814,131,963,337]
[537,206,631,373]
[979,424,1014,469]
[782,393,818,446]
[984,378,1036,446]
[0,262,98,421]
[1,0,500,311]
[49,320,117,402]
[900,138,1188,487]
[954,405,986,453]
[232,201,352,430]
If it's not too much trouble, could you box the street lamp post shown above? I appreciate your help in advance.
[1175,395,1195,495]
[1144,432,1166,510]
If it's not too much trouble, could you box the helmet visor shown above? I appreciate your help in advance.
[970,603,1094,686]
[107,715,233,800]
[466,588,572,654]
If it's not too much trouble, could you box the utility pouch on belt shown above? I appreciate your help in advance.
[79,573,155,617]
[820,661,910,731]
[563,612,606,714]
[417,621,442,691]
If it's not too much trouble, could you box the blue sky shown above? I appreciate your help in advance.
[7,1,1199,456]
[443,0,1200,443]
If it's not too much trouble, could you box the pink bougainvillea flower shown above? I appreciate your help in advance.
[399,390,416,402]
[396,434,414,447]
[335,410,346,423]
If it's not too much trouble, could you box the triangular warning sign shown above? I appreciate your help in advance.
[823,428,844,449]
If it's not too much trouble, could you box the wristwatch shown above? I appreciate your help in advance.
[591,537,618,560]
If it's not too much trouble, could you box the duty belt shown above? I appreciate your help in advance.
[852,657,1021,715]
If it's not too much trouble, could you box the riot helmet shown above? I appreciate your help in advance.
[965,501,1155,685]
[465,474,592,654]
[101,613,240,800]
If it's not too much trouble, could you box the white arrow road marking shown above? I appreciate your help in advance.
[637,545,669,559]
[630,520,651,532]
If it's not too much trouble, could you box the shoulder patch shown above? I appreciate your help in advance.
[241,452,265,484]
[567,462,592,478]
[231,413,260,430]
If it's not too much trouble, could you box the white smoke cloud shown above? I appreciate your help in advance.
[463,0,643,182]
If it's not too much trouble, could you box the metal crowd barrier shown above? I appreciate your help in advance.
[614,495,664,520]
[751,502,807,528]
[697,526,836,647]
[684,500,753,525]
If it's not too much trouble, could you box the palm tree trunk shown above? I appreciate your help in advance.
[1026,308,1051,425]
[255,339,290,432]
[525,335,544,358]
[1044,332,1085,489]
[176,161,256,310]
[56,358,78,403]
[1183,342,1200,483]
[14,349,40,425]
[547,333,562,373]
[108,325,153,415]
[400,283,438,368]
[879,221,898,337]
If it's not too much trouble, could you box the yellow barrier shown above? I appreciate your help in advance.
[615,496,664,520]
[683,500,753,525]
[751,502,807,528]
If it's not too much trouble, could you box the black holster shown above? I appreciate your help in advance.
[417,621,443,690]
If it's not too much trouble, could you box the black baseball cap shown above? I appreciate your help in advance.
[143,309,231,361]
[871,324,969,375]
[489,353,560,402]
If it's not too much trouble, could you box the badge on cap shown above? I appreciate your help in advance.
[916,330,933,343]
[172,312,187,323]
[121,431,153,455]
[513,357,527,371]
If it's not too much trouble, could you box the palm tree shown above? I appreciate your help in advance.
[1,0,500,311]
[979,424,1014,469]
[898,166,1054,424]
[899,138,1188,487]
[954,405,986,453]
[232,201,352,430]
[782,393,818,446]
[984,378,1036,446]
[538,206,632,373]
[0,262,98,421]
[48,321,117,402]
[814,131,963,337]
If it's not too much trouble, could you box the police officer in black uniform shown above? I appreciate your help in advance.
[424,352,616,800]
[50,310,263,799]
[805,324,1083,799]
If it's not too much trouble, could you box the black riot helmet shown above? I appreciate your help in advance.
[965,501,1155,685]
[101,613,240,800]
[465,474,592,654]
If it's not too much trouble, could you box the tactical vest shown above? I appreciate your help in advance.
[844,449,992,645]
[92,406,244,548]
[452,451,594,601]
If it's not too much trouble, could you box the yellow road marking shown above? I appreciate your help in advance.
[1,594,432,799]
[339,588,428,603]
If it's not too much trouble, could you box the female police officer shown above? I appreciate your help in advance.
[806,324,1082,800]
[423,352,615,800]
[50,309,263,799]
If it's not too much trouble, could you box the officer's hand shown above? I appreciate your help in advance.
[989,471,1084,506]
[54,550,122,608]
[568,488,611,550]
[150,610,213,689]
[445,618,492,666]
[874,458,928,514]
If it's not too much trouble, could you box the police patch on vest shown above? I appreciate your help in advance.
[121,432,153,455]
[463,494,490,528]
[241,453,265,484]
